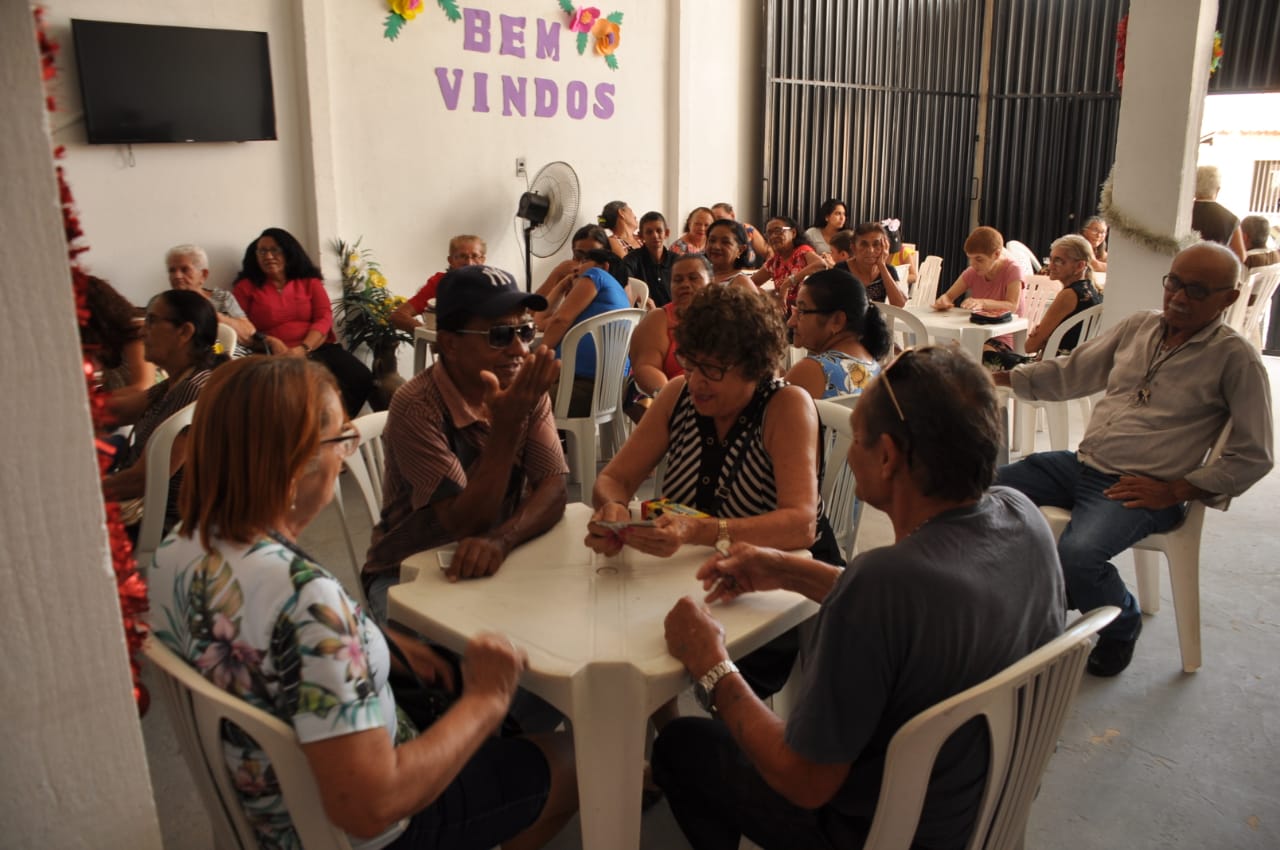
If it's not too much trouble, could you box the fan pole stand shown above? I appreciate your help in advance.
[524,223,535,292]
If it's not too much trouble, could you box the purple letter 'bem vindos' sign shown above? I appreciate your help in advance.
[433,7,617,120]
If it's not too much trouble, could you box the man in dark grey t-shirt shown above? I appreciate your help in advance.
[654,345,1065,850]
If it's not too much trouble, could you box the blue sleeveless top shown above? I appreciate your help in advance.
[557,266,631,378]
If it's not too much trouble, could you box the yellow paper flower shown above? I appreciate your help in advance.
[591,19,621,56]
[369,269,388,289]
[390,0,424,21]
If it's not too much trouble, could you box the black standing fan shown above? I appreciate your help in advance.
[516,161,580,290]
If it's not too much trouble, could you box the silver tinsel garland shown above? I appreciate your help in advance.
[1098,166,1202,255]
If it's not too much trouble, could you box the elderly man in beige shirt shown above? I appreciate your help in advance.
[993,241,1273,677]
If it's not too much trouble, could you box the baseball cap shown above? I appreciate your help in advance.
[435,265,547,323]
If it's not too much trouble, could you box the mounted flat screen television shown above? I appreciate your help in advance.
[71,19,276,144]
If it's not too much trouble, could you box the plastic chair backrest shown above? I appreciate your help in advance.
[1022,276,1062,326]
[627,277,650,310]
[1043,303,1105,356]
[345,410,389,521]
[912,256,943,306]
[136,401,197,567]
[216,323,239,358]
[1006,240,1042,272]
[815,398,859,561]
[144,637,353,850]
[553,308,644,425]
[879,303,930,349]
[1235,266,1280,348]
[861,606,1120,850]
[332,410,388,610]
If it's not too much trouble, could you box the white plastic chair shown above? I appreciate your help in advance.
[878,303,931,350]
[332,410,388,609]
[1005,239,1042,273]
[216,322,239,358]
[555,308,644,500]
[1014,304,1105,452]
[412,327,438,374]
[1022,275,1062,327]
[861,606,1120,850]
[1038,424,1231,673]
[144,637,353,850]
[627,277,650,310]
[135,401,197,568]
[911,255,942,307]
[1229,266,1280,350]
[815,399,860,561]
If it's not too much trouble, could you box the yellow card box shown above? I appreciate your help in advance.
[640,499,710,521]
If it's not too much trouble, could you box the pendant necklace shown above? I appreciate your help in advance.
[1134,332,1187,406]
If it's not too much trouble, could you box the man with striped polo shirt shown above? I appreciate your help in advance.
[363,264,568,624]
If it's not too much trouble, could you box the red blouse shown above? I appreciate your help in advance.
[233,277,335,348]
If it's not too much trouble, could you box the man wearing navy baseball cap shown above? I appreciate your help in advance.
[363,265,568,623]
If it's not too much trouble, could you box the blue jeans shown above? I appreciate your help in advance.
[997,451,1185,641]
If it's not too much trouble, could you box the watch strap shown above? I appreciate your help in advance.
[697,659,740,705]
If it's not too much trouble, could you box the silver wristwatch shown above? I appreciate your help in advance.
[694,659,740,712]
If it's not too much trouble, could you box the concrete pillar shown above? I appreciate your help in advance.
[1102,0,1219,329]
[0,6,163,848]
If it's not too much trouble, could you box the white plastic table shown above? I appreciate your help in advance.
[905,305,1029,359]
[389,502,818,850]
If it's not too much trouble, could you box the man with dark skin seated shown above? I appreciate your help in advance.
[362,265,568,624]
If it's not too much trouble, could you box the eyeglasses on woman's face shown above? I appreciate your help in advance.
[320,426,359,458]
[454,321,538,349]
[255,246,283,257]
[676,352,734,382]
[765,225,792,238]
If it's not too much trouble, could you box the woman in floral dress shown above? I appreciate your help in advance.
[148,357,575,850]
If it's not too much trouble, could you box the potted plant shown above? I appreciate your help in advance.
[332,237,411,409]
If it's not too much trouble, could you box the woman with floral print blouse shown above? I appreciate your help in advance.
[148,357,575,850]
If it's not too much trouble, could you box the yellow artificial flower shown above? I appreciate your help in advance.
[369,269,388,289]
[390,0,425,21]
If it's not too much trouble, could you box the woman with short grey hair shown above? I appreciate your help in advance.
[165,243,255,348]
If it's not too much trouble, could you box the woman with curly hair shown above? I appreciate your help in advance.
[589,284,835,557]
[232,227,373,416]
[587,284,841,696]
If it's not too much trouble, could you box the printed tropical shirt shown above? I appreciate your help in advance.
[149,530,416,850]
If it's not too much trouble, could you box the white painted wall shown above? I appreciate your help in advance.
[0,6,162,848]
[41,0,764,314]
[45,0,309,302]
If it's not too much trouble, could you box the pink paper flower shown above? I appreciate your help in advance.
[570,7,601,33]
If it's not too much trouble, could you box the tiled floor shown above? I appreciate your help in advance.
[141,357,1280,849]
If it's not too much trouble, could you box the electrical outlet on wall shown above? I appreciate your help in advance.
[516,157,526,178]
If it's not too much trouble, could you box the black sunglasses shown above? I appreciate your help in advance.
[454,322,537,349]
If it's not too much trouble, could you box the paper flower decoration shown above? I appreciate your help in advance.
[384,0,460,41]
[560,0,623,69]
[1210,31,1224,76]
[592,19,621,56]
[570,6,601,32]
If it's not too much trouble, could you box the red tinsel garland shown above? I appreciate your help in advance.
[1115,14,1128,90]
[35,6,150,715]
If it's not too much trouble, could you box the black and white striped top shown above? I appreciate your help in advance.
[662,378,824,522]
